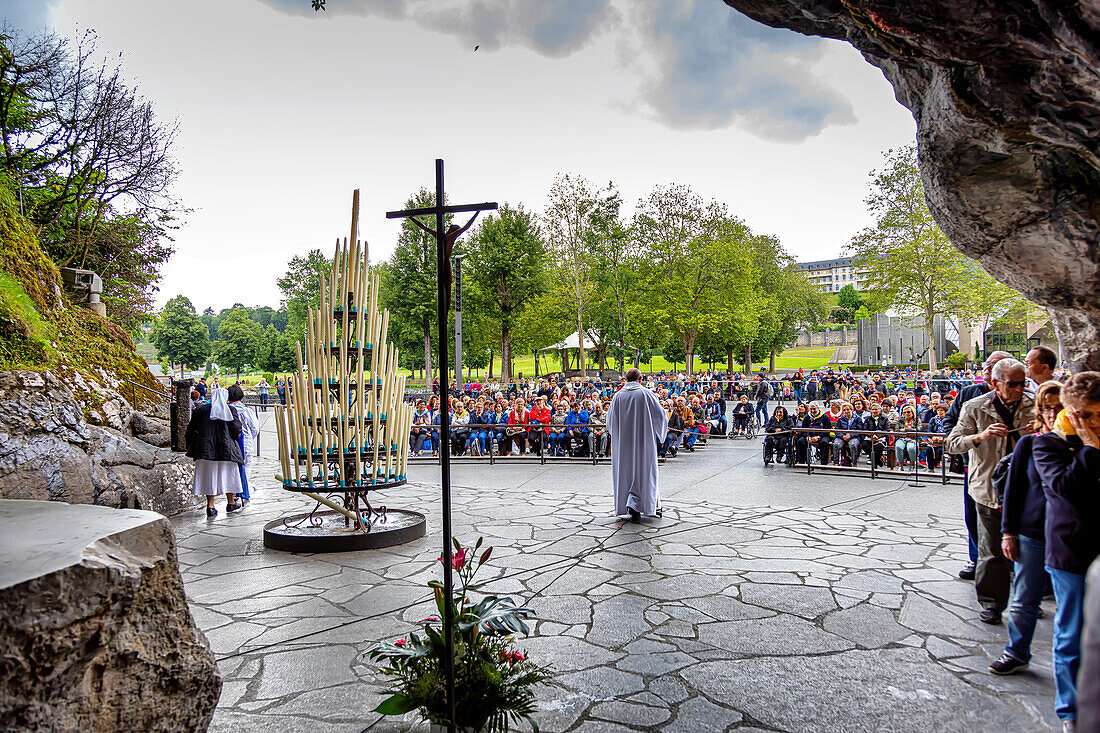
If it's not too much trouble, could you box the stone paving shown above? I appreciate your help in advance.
[172,434,1061,732]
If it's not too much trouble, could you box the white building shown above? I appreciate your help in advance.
[794,256,866,293]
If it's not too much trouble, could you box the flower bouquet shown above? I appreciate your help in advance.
[368,538,548,732]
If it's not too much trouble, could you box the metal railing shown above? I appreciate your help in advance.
[759,425,963,485]
[405,421,710,465]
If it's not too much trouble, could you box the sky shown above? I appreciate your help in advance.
[5,0,917,313]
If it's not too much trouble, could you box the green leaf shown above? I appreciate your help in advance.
[374,694,418,716]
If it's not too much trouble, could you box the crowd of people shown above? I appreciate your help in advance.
[937,348,1098,733]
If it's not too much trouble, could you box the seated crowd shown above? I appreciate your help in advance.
[761,391,954,470]
[407,392,612,458]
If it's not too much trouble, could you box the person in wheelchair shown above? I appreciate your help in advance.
[862,401,891,467]
[788,402,809,464]
[763,405,794,466]
[794,402,832,464]
[731,394,752,435]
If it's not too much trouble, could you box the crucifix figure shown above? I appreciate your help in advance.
[405,215,479,310]
[386,159,496,733]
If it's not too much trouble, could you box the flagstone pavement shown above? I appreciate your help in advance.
[172,437,1061,732]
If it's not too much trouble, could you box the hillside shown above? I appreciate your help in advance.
[0,174,161,415]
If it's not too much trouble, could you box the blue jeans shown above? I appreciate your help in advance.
[684,428,698,448]
[1005,535,1046,663]
[236,435,250,500]
[793,387,802,404]
[548,433,565,453]
[1049,567,1087,721]
[259,392,268,411]
[755,400,769,424]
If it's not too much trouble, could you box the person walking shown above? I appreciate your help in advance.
[185,387,245,517]
[607,368,668,523]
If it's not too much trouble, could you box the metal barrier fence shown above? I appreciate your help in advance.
[406,421,709,465]
[759,426,964,485]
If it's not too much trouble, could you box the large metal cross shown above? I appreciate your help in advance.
[386,159,496,733]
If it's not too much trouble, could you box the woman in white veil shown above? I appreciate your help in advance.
[185,386,245,517]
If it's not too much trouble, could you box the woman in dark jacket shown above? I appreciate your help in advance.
[1034,372,1100,730]
[991,380,1062,676]
[186,387,245,517]
[763,405,794,465]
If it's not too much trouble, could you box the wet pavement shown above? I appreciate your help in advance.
[172,434,1060,732]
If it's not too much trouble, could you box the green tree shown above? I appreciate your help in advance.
[277,248,332,342]
[662,332,685,369]
[466,204,547,380]
[151,295,209,378]
[1,31,181,330]
[382,188,451,388]
[633,184,754,374]
[212,307,260,378]
[847,146,976,368]
[544,174,620,378]
[837,284,862,310]
[256,324,281,372]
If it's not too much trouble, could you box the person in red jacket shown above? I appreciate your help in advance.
[527,395,551,456]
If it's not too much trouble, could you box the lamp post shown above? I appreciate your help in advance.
[454,255,463,391]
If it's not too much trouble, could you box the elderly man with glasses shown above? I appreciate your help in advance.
[946,357,1036,625]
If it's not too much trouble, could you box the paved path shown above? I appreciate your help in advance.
[172,438,1060,732]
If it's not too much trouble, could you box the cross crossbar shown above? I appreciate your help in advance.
[385,201,497,219]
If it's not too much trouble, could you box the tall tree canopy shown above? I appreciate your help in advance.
[466,204,547,380]
[212,307,260,378]
[151,295,209,377]
[848,146,977,367]
[382,188,451,387]
[0,29,181,330]
[543,174,620,378]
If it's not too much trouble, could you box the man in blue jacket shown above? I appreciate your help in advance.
[565,402,590,456]
[1034,372,1100,733]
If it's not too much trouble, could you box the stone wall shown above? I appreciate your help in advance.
[794,327,853,348]
[0,371,197,516]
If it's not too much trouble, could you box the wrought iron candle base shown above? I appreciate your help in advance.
[263,507,426,553]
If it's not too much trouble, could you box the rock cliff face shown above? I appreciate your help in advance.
[723,0,1100,369]
[0,500,220,731]
[0,371,197,516]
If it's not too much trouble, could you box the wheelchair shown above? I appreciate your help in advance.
[761,432,790,466]
[727,414,757,440]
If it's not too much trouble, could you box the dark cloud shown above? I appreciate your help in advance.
[1,0,60,33]
[630,1,854,139]
[257,0,856,139]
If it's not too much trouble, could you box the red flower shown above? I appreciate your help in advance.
[512,652,525,662]
[439,548,468,570]
[394,638,406,647]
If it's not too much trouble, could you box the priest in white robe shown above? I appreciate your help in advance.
[607,368,668,521]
